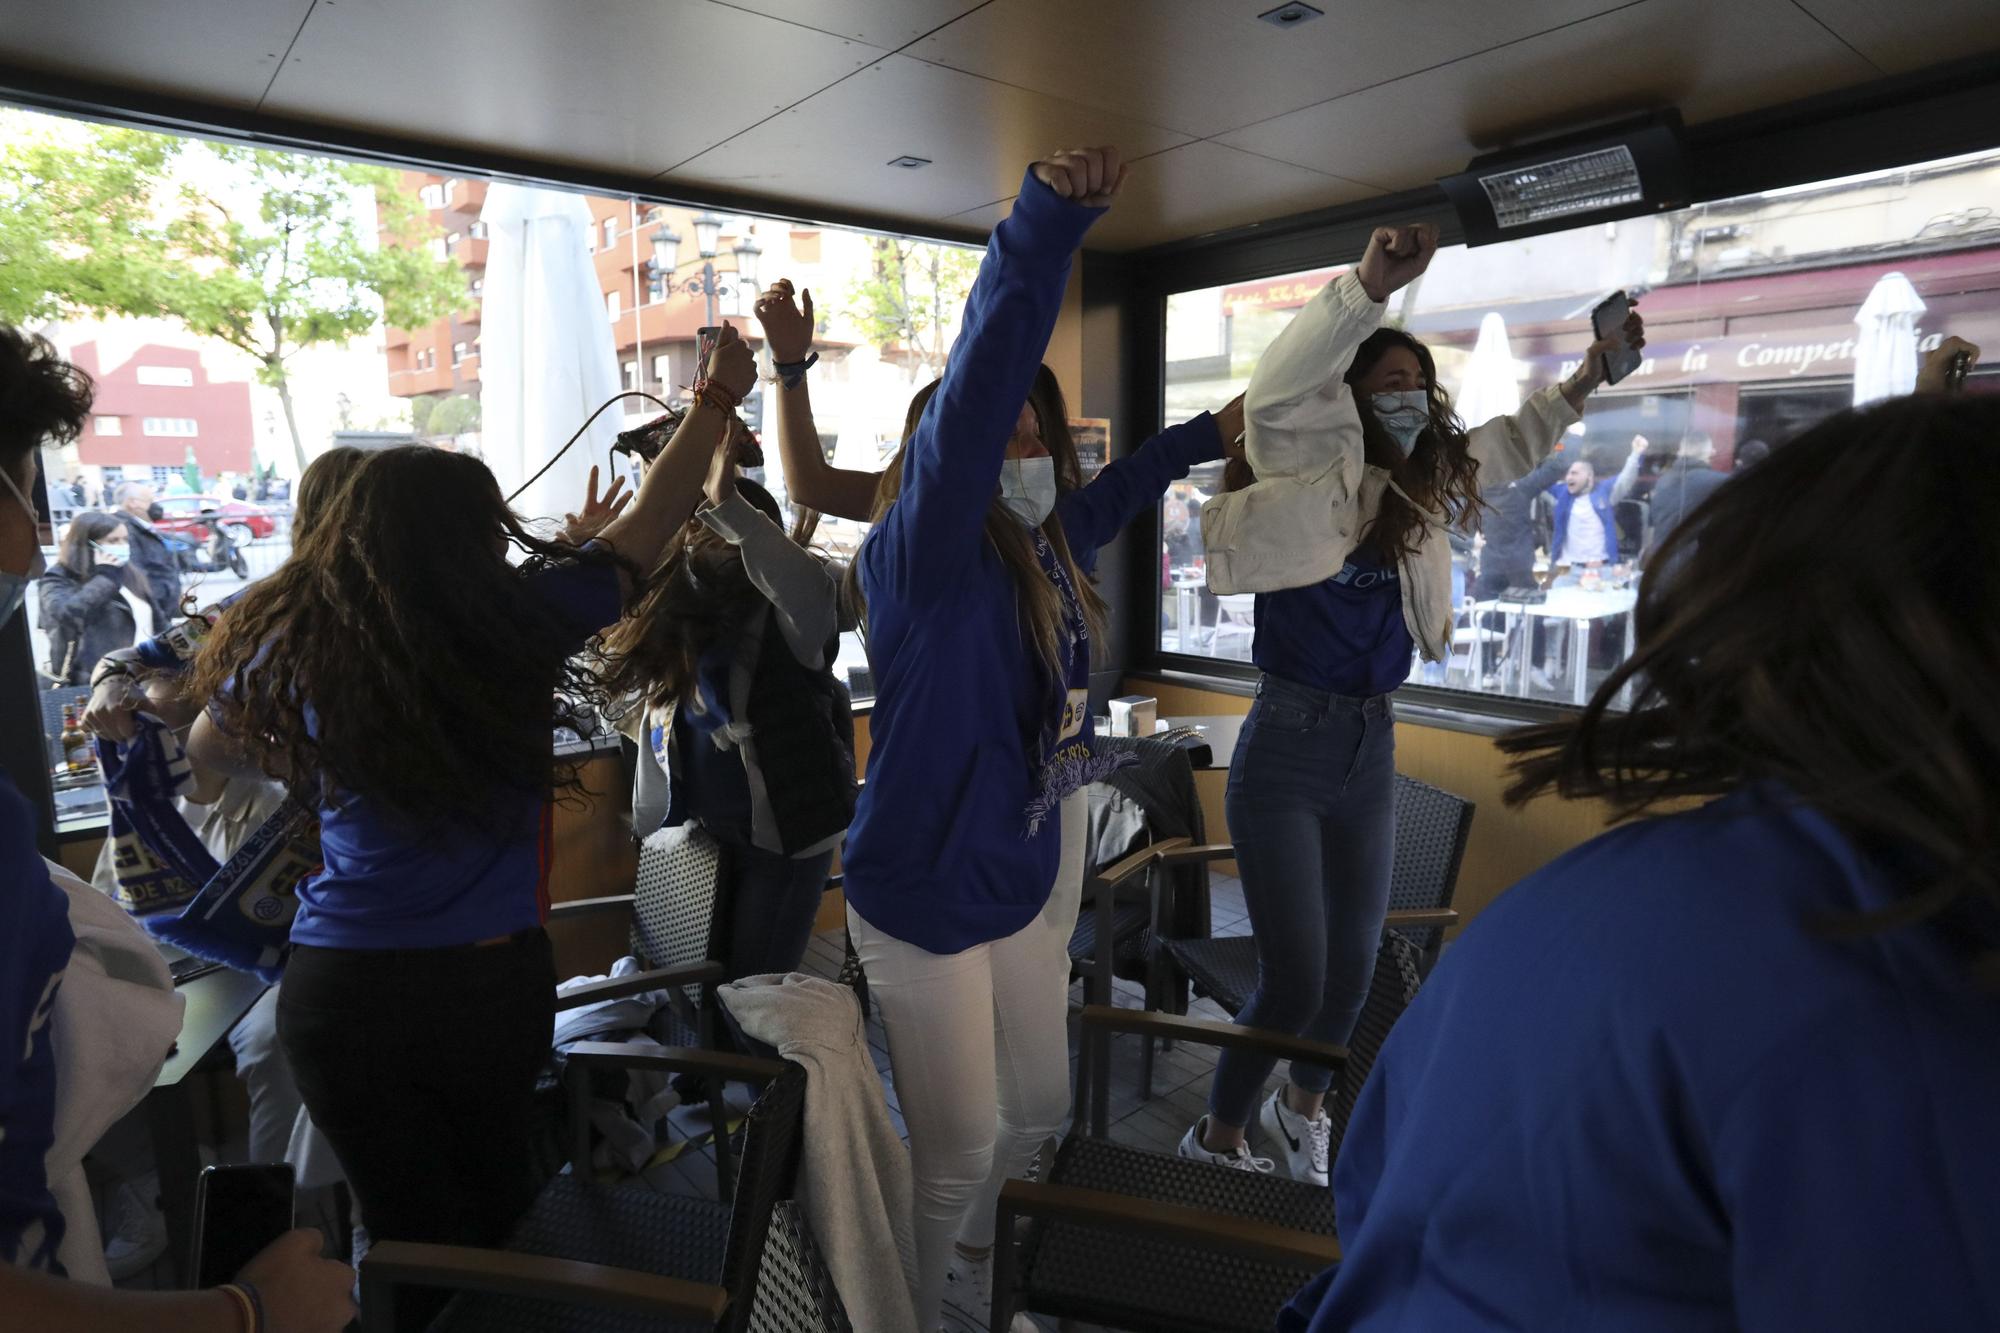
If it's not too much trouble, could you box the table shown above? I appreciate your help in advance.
[1471,585,1638,705]
[148,952,270,1286]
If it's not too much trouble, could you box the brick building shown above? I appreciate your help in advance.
[66,340,255,484]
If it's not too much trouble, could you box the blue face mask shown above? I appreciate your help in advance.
[1370,390,1430,455]
[0,464,45,625]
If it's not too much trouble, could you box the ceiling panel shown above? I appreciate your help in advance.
[1791,0,2000,74]
[1217,0,1881,193]
[1088,141,1383,251]
[0,0,312,108]
[718,0,990,49]
[259,0,885,178]
[910,0,1636,139]
[667,54,1191,227]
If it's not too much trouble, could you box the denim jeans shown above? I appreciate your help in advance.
[723,840,835,981]
[1208,675,1396,1128]
[277,929,555,1332]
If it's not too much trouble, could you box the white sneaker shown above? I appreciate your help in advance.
[1258,1090,1332,1188]
[1529,665,1557,692]
[1177,1116,1275,1174]
[101,1175,169,1279]
[941,1247,1035,1333]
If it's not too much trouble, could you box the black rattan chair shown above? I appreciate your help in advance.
[360,1049,851,1333]
[1161,774,1473,1022]
[1000,932,1426,1333]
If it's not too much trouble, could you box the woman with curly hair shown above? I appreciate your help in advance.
[1285,341,1998,1332]
[1184,227,1643,1186]
[183,329,758,1330]
[597,415,853,988]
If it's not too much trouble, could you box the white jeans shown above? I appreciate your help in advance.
[848,789,1087,1329]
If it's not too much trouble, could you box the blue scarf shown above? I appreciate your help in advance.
[1022,529,1133,837]
[98,713,314,983]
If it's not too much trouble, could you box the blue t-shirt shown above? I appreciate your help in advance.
[655,644,755,846]
[290,557,623,950]
[1285,785,2000,1332]
[0,772,74,1273]
[1253,549,1412,697]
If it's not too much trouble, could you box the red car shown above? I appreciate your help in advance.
[151,494,278,545]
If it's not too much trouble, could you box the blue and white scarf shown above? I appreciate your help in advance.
[1022,529,1133,837]
[98,713,315,983]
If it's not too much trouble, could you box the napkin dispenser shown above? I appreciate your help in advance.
[1107,695,1157,738]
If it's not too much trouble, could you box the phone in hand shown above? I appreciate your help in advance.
[696,326,721,379]
[192,1163,295,1289]
[1945,348,1973,392]
[1591,291,1643,386]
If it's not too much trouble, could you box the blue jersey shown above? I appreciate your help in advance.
[1253,549,1412,697]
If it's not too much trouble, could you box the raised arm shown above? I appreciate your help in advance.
[595,325,759,594]
[753,281,882,522]
[866,150,1121,596]
[1610,436,1647,504]
[1466,307,1646,489]
[1057,395,1240,573]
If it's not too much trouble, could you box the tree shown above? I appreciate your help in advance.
[428,393,481,436]
[0,116,467,472]
[845,236,980,381]
[408,393,441,434]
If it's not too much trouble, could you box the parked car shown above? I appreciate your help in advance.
[150,493,277,546]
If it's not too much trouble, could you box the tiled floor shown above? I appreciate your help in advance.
[641,875,1294,1331]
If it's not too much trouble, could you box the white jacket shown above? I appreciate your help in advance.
[1200,271,1579,661]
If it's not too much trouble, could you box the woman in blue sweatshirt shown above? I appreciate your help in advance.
[833,148,1139,1332]
[757,225,1241,1330]
[1285,371,1999,1332]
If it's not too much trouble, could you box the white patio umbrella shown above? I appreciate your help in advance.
[1453,311,1524,428]
[1851,270,1926,407]
[478,183,624,527]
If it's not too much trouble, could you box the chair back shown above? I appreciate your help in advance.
[40,684,90,767]
[748,1198,855,1333]
[1325,931,1425,1159]
[720,1061,809,1333]
[1387,774,1475,973]
[631,822,732,1005]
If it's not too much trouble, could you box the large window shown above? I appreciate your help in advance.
[1159,146,2000,707]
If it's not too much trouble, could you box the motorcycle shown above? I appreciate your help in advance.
[163,520,249,579]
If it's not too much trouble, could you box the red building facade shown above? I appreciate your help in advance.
[67,341,255,476]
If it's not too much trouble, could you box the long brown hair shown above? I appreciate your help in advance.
[58,511,147,596]
[1500,395,2000,976]
[189,445,624,828]
[1343,327,1483,562]
[845,364,1107,679]
[597,476,814,712]
[292,445,367,542]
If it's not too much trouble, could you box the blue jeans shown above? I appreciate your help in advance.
[722,839,834,980]
[1207,676,1396,1127]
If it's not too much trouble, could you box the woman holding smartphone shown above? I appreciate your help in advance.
[1184,228,1643,1187]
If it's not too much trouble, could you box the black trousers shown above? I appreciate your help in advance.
[278,929,556,1331]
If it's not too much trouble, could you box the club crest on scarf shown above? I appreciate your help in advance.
[1023,530,1134,837]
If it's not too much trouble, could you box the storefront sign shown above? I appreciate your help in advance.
[1222,267,1347,315]
[1520,315,2000,390]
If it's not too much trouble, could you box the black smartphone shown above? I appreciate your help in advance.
[192,1163,295,1288]
[1591,291,1643,386]
[1945,348,1972,392]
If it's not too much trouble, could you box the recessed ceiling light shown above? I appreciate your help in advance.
[887,155,932,170]
[1258,3,1324,27]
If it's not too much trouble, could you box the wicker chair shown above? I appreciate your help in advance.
[359,1049,851,1333]
[997,932,1427,1333]
[1160,774,1474,1026]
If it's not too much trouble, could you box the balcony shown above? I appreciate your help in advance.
[384,325,413,349]
[453,236,489,269]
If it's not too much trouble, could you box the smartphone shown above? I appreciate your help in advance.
[1945,348,1972,392]
[1591,291,1643,386]
[695,325,721,378]
[192,1163,295,1289]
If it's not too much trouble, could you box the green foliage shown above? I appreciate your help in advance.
[407,393,441,434]
[844,236,980,378]
[428,393,481,435]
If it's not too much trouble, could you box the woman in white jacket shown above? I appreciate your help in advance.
[1182,225,1642,1184]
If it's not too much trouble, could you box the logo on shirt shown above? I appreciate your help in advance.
[1329,559,1399,591]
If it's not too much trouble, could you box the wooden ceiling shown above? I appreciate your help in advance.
[2,0,1996,249]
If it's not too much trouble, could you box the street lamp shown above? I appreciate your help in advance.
[647,211,758,329]
[732,239,761,313]
[692,212,724,259]
[647,225,680,300]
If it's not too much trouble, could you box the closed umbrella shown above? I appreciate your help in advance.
[1454,312,1524,428]
[479,183,624,526]
[1852,270,1926,407]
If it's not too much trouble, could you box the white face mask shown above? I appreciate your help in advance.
[997,455,1058,528]
[0,463,46,625]
[1370,390,1430,455]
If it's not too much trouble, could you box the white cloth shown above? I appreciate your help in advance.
[1852,271,1926,407]
[116,586,154,646]
[1199,271,1579,660]
[718,973,919,1333]
[42,861,183,1284]
[845,788,1087,1329]
[1564,499,1609,565]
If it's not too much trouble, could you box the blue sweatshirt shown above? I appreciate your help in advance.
[843,169,1108,955]
[1284,785,2000,1332]
[1060,413,1224,577]
[0,772,73,1273]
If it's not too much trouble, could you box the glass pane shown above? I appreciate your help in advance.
[1160,145,2000,706]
